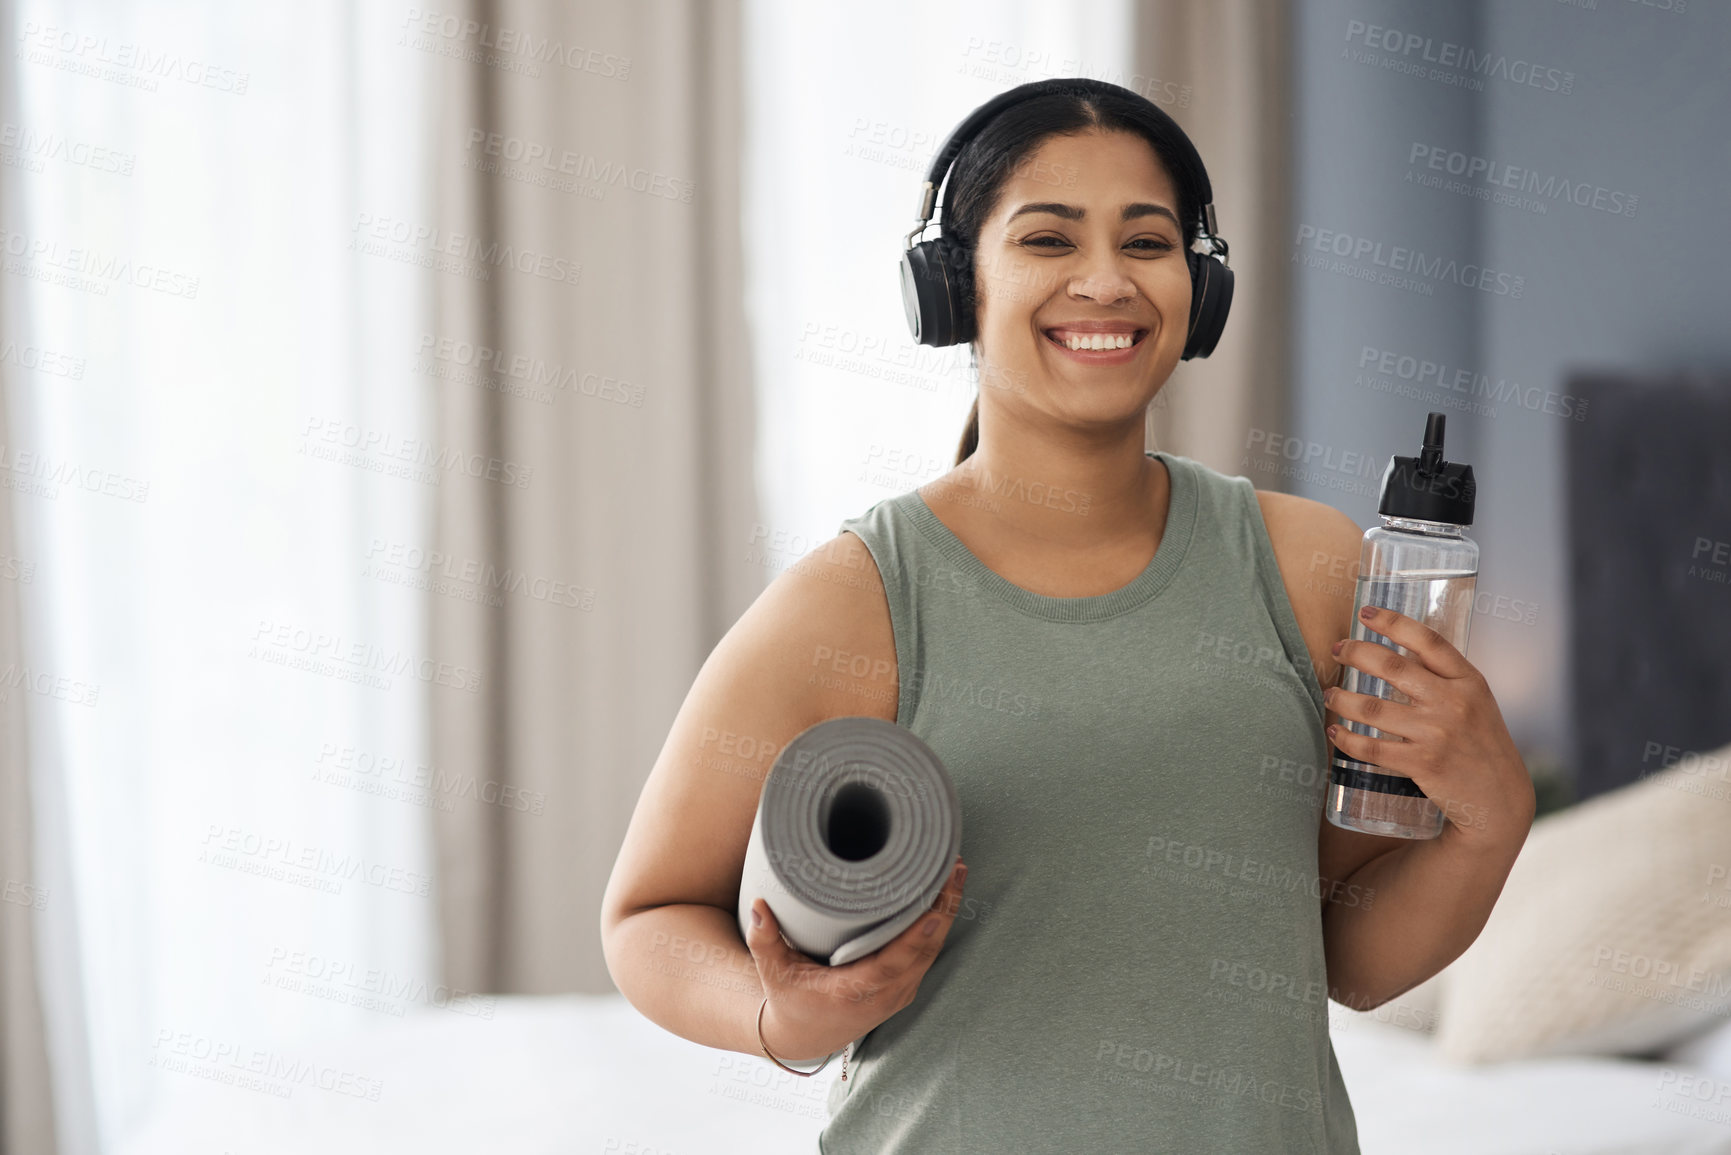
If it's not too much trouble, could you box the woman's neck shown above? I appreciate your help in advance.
[928,436,1168,554]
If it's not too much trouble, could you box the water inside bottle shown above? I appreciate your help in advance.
[1338,570,1477,752]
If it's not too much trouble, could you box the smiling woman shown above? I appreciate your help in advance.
[899,79,1230,471]
[600,76,1535,1155]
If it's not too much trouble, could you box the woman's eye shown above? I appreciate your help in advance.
[1019,236,1174,253]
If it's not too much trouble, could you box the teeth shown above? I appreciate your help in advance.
[1056,331,1135,351]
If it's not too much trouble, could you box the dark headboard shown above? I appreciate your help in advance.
[1566,371,1731,802]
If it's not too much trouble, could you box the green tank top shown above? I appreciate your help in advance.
[819,449,1360,1154]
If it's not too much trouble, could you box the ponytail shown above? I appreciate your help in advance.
[955,342,981,465]
[954,396,980,465]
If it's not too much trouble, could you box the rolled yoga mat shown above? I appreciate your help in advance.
[736,715,962,967]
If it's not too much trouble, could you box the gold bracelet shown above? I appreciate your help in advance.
[756,996,835,1077]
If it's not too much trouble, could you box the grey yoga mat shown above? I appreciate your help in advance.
[737,716,962,967]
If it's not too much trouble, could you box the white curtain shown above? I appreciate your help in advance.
[423,0,761,997]
[743,0,1132,555]
[6,3,434,1149]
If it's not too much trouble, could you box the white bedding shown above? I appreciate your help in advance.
[114,994,1731,1154]
[1327,1003,1731,1155]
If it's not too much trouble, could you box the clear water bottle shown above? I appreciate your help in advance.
[1324,413,1478,840]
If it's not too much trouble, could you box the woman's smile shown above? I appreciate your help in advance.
[1041,323,1151,365]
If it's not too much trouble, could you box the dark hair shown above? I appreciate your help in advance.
[940,81,1210,465]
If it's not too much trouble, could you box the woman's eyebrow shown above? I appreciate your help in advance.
[1007,201,1180,227]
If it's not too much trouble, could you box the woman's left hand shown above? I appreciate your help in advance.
[1323,604,1536,847]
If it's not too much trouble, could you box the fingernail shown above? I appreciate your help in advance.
[1331,639,1343,656]
[1327,724,1339,739]
[923,918,938,936]
[751,906,762,928]
[1359,605,1376,621]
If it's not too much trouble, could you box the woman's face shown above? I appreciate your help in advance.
[971,128,1192,431]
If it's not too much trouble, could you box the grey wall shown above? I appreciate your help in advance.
[1289,0,1730,783]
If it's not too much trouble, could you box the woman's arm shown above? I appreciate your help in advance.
[1255,491,1536,1011]
[1317,604,1537,1009]
[598,530,902,1057]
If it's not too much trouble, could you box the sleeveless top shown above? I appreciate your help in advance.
[818,450,1361,1154]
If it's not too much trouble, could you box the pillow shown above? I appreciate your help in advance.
[1430,743,1731,1064]
[1661,1011,1731,1079]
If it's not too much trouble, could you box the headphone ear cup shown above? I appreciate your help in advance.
[1181,250,1234,361]
[900,240,970,347]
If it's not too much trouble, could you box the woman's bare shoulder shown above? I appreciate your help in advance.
[1253,489,1363,689]
[598,530,898,931]
[744,528,901,726]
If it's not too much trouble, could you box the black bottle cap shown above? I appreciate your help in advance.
[1377,413,1476,525]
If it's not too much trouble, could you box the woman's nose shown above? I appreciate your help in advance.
[1065,256,1137,306]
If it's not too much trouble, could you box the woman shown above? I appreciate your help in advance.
[599,79,1535,1152]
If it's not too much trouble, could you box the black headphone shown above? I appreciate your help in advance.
[898,77,1233,360]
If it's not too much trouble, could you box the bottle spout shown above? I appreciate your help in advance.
[1419,412,1446,473]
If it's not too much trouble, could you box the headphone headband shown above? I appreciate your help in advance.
[905,77,1219,255]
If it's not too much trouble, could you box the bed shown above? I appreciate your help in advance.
[111,991,1731,1154]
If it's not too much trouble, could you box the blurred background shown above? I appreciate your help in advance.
[1,1,1727,1153]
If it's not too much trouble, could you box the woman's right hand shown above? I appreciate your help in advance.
[744,855,968,1063]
